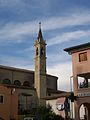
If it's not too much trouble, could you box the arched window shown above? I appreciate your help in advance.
[36,47,38,55]
[41,47,44,55]
[14,80,21,86]
[23,81,30,87]
[2,78,11,84]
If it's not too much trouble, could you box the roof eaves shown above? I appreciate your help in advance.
[64,42,90,54]
[0,65,34,73]
[42,92,70,100]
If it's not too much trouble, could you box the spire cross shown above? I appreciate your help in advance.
[39,22,41,30]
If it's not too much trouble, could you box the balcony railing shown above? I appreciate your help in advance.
[79,81,90,89]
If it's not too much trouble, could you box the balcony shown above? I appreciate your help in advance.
[77,72,90,89]
[77,73,90,97]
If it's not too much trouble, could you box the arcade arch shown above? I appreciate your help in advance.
[79,103,90,120]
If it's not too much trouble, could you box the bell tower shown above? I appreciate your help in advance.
[34,22,46,106]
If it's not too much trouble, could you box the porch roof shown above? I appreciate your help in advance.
[77,72,90,79]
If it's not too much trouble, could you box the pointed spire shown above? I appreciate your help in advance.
[37,22,43,40]
[39,22,41,30]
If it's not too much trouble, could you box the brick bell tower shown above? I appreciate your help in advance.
[34,22,47,106]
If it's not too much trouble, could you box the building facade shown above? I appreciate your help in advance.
[64,42,90,120]
[45,92,70,119]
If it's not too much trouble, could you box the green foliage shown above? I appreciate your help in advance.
[43,112,64,120]
[18,105,65,120]
[31,105,64,120]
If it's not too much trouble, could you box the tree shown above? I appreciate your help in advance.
[31,105,64,120]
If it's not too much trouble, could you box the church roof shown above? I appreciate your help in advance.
[43,90,70,100]
[0,64,58,79]
[0,64,34,73]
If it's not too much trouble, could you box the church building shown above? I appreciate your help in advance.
[0,23,62,120]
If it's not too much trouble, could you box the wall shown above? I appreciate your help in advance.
[72,49,90,94]
[47,75,57,90]
[72,49,90,76]
[0,68,34,87]
[0,85,18,120]
[0,67,58,91]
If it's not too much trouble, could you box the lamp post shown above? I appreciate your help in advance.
[70,76,74,120]
[70,76,73,92]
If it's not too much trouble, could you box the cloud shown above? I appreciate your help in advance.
[19,46,34,53]
[0,11,90,44]
[0,21,38,43]
[42,11,90,30]
[0,54,34,70]
[47,62,72,91]
[47,30,90,46]
[0,0,21,7]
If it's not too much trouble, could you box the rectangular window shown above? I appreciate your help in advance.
[79,52,87,62]
[0,95,4,103]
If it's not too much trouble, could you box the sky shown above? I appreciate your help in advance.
[0,0,90,91]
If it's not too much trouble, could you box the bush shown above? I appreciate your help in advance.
[43,112,64,120]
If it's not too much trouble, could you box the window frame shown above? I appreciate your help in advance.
[14,80,21,86]
[79,52,87,62]
[2,78,11,84]
[36,47,38,56]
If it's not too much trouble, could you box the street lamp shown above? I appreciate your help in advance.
[69,76,77,120]
[70,76,74,120]
[70,76,73,92]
